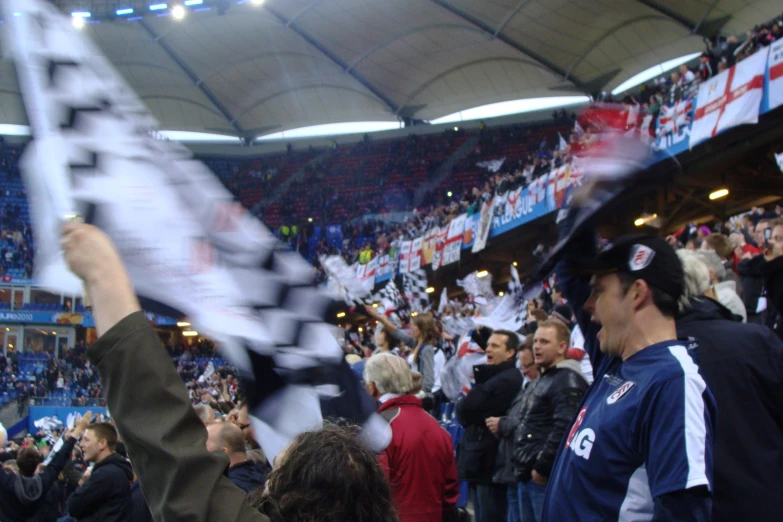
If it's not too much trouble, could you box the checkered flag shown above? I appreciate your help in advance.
[402,269,430,313]
[320,255,372,307]
[6,0,391,465]
[474,264,528,332]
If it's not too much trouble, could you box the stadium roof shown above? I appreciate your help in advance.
[0,0,779,141]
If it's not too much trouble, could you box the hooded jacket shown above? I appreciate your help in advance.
[0,437,76,522]
[456,359,522,484]
[676,296,783,522]
[66,453,133,522]
[511,359,587,481]
[227,460,269,493]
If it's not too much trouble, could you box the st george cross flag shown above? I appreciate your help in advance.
[690,47,769,147]
[4,0,390,463]
[768,38,783,110]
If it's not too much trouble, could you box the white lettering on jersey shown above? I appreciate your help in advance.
[571,428,595,459]
[607,381,636,405]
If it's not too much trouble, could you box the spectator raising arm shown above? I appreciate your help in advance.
[60,223,269,522]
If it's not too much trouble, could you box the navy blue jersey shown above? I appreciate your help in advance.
[542,340,716,521]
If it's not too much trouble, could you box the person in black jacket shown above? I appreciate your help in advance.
[456,329,522,522]
[206,422,269,492]
[486,344,540,522]
[511,320,587,522]
[65,423,132,522]
[676,249,783,522]
[760,219,783,341]
[0,414,86,522]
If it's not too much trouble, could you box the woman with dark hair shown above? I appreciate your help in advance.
[249,424,399,522]
[373,326,401,355]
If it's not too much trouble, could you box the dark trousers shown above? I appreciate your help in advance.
[471,483,507,522]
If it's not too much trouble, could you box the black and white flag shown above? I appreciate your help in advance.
[402,269,430,313]
[3,0,390,462]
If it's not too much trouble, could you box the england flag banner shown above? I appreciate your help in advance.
[690,47,769,147]
[409,236,423,272]
[399,240,413,274]
[471,198,494,253]
[768,38,783,110]
[4,0,390,462]
[443,214,466,266]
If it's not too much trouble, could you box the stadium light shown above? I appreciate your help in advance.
[149,3,168,11]
[72,16,85,29]
[512,261,518,267]
[184,0,203,5]
[182,331,199,337]
[116,8,134,15]
[709,188,729,200]
[411,312,418,317]
[176,321,191,327]
[372,303,379,308]
[425,287,435,294]
[308,217,313,223]
[250,0,266,5]
[336,312,346,318]
[498,291,504,296]
[447,191,453,197]
[358,327,363,332]
[476,270,489,278]
[71,11,91,18]
[171,5,186,19]
[634,213,657,227]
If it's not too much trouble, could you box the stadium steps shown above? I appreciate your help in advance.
[252,149,333,213]
[413,134,480,207]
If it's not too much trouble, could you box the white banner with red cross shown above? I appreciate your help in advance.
[690,47,768,147]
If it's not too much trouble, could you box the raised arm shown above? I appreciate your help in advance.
[61,223,268,522]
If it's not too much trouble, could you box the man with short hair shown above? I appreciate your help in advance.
[364,352,459,522]
[486,344,539,522]
[66,422,133,522]
[676,249,783,522]
[546,234,717,521]
[761,219,783,341]
[206,422,268,493]
[456,330,522,522]
[511,321,587,522]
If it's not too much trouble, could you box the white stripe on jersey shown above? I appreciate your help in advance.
[668,345,710,490]
[618,465,653,521]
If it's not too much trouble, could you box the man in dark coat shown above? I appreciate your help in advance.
[676,249,783,522]
[760,219,783,341]
[65,423,133,522]
[456,330,522,522]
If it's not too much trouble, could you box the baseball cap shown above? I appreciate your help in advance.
[573,235,684,301]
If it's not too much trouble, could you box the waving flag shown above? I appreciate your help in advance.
[4,0,389,463]
[690,47,768,146]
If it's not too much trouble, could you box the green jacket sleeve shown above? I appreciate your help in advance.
[87,312,269,522]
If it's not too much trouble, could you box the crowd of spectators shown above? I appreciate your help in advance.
[0,336,236,413]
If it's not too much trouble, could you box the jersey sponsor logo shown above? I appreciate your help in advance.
[607,381,636,405]
[565,407,588,448]
[628,244,655,271]
[570,428,595,460]
[566,407,595,460]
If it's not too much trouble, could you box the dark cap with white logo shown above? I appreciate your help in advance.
[573,235,684,302]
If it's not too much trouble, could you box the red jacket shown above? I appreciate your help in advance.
[378,395,459,522]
